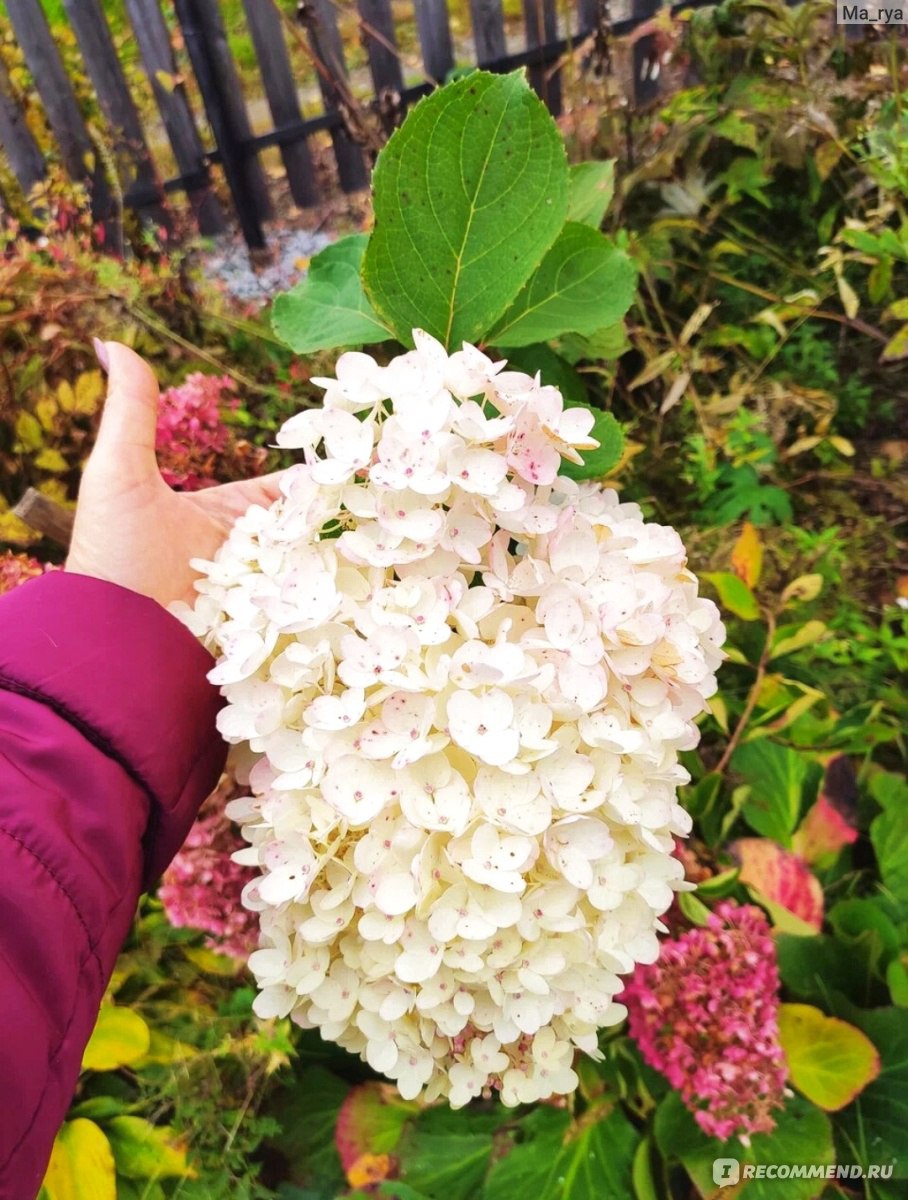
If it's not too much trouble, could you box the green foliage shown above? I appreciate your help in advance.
[272,236,391,354]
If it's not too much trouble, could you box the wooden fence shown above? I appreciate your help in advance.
[0,0,676,249]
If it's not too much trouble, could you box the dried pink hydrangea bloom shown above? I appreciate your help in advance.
[622,900,787,1141]
[156,373,238,492]
[0,552,53,595]
[159,778,258,960]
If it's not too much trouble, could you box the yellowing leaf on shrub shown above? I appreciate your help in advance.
[0,506,38,547]
[781,573,823,607]
[770,620,827,660]
[703,571,761,621]
[75,370,105,414]
[35,396,59,432]
[731,521,763,588]
[58,370,104,416]
[81,1004,150,1072]
[34,448,70,474]
[15,410,43,451]
[732,838,824,931]
[347,1152,393,1188]
[105,1116,195,1181]
[42,1119,116,1200]
[779,1004,881,1111]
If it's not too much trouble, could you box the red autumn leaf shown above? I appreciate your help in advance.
[793,757,859,864]
[731,838,824,930]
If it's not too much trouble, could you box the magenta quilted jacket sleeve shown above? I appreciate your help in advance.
[0,572,226,1200]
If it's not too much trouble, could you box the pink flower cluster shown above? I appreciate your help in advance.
[156,373,238,491]
[159,778,258,960]
[0,552,52,595]
[622,901,787,1141]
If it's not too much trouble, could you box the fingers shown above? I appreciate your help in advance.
[91,342,161,477]
[195,470,290,520]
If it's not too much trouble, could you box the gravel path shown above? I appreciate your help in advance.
[196,226,333,305]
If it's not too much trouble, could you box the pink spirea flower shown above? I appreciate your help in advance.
[0,552,52,595]
[622,901,787,1141]
[156,373,238,491]
[159,779,258,960]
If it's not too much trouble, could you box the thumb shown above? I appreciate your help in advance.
[91,341,161,476]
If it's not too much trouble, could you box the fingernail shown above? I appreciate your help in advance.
[92,338,110,373]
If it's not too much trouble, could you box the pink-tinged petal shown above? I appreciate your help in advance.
[731,838,824,930]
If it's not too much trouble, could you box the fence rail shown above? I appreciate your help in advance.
[0,0,682,248]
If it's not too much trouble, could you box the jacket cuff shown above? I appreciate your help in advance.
[0,572,226,883]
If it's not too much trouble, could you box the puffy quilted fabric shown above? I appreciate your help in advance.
[0,573,225,1199]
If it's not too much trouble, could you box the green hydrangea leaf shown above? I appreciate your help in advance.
[489,224,637,348]
[363,71,568,348]
[566,160,615,226]
[559,409,624,480]
[271,235,392,353]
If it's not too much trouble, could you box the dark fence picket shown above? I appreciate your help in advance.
[469,0,507,65]
[0,55,46,200]
[630,0,661,106]
[576,0,600,32]
[60,0,167,227]
[300,0,369,192]
[523,0,561,114]
[414,0,455,85]
[123,0,226,235]
[357,0,405,131]
[2,0,114,222]
[173,0,273,249]
[0,0,696,249]
[243,0,319,209]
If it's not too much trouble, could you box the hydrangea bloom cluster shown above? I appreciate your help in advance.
[156,372,239,491]
[159,774,258,960]
[622,901,787,1141]
[180,330,725,1107]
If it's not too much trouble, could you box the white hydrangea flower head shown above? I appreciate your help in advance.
[179,329,725,1106]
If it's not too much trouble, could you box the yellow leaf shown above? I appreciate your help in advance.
[35,396,59,432]
[779,1004,880,1111]
[784,435,822,457]
[828,435,855,458]
[629,349,677,389]
[707,693,729,733]
[34,448,70,473]
[770,620,827,660]
[881,323,908,363]
[81,1004,150,1072]
[815,141,843,180]
[56,381,77,413]
[836,272,860,319]
[154,68,177,92]
[781,574,823,606]
[679,302,717,346]
[39,480,71,505]
[73,370,105,415]
[0,508,38,546]
[731,521,763,588]
[347,1153,393,1188]
[42,1119,116,1200]
[15,410,43,451]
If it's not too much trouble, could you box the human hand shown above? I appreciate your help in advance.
[67,342,284,608]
